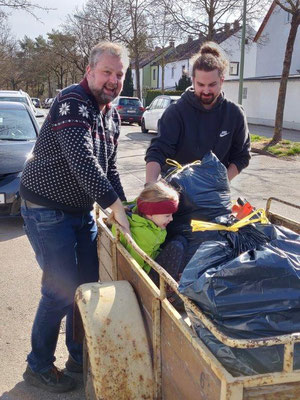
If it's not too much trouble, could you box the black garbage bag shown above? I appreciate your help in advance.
[178,223,300,375]
[179,225,300,332]
[165,152,232,238]
[187,309,300,377]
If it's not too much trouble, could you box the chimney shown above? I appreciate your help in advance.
[187,35,193,43]
[234,20,239,30]
[169,40,175,48]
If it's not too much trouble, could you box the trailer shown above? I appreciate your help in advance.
[75,197,300,400]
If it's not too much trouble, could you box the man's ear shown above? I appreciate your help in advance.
[86,65,91,77]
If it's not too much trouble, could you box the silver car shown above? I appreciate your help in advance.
[141,95,180,133]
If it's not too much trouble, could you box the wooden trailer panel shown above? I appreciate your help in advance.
[160,305,222,400]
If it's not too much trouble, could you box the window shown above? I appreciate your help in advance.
[229,62,239,76]
[119,98,141,106]
[162,99,169,109]
[152,69,156,80]
[150,99,158,109]
[156,99,164,109]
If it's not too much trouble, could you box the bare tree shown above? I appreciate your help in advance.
[272,0,300,143]
[147,2,179,92]
[0,0,52,18]
[161,0,269,40]
[116,0,151,99]
[63,0,125,73]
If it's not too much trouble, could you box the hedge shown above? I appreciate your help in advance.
[144,90,183,106]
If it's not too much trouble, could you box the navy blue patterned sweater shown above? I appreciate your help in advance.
[20,78,126,212]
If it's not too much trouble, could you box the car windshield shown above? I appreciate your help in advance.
[0,109,37,140]
[119,98,141,106]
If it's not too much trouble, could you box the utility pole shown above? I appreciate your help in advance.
[238,0,247,105]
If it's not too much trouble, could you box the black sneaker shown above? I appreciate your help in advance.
[65,355,83,373]
[23,364,76,393]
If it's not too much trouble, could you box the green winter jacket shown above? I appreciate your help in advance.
[111,206,167,273]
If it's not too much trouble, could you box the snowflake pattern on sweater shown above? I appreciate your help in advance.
[20,78,126,212]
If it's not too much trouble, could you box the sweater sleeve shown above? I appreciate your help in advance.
[145,103,183,166]
[228,105,251,172]
[51,95,118,209]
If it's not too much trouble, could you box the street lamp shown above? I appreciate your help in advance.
[238,0,247,105]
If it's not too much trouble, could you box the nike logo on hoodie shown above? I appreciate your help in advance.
[220,130,230,137]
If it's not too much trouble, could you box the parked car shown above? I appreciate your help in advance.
[0,90,44,118]
[31,97,41,108]
[111,96,144,125]
[43,97,55,109]
[0,102,39,216]
[141,95,181,133]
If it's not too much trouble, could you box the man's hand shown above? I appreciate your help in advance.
[109,198,131,236]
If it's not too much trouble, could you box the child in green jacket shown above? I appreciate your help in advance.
[112,180,179,273]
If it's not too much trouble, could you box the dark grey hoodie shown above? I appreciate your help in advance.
[145,88,251,172]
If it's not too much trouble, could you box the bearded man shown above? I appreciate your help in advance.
[20,41,130,393]
[145,41,251,183]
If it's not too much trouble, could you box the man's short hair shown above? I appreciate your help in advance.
[191,41,228,79]
[89,41,129,70]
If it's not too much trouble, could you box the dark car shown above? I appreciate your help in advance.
[0,102,39,216]
[112,96,144,125]
[31,97,41,108]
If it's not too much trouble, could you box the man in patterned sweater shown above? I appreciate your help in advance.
[20,41,130,393]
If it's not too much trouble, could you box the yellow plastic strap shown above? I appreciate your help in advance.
[164,159,201,179]
[191,209,269,232]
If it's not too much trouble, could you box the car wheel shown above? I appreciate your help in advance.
[141,118,148,133]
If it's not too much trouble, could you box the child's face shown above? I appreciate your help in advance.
[147,213,173,229]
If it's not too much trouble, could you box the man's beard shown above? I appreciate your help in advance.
[196,93,216,105]
[90,84,117,105]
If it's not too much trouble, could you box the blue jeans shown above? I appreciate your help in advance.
[21,204,99,373]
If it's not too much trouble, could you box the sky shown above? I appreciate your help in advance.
[7,0,87,40]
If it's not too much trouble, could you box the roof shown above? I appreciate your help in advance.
[131,46,173,69]
[164,25,242,64]
[0,90,28,97]
[254,1,277,42]
[0,101,28,109]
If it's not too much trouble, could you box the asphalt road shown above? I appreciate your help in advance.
[0,123,299,400]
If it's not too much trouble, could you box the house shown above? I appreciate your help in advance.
[131,44,175,95]
[222,2,300,130]
[161,23,257,90]
[132,22,257,94]
[254,1,300,77]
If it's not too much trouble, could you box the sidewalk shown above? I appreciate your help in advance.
[249,124,300,142]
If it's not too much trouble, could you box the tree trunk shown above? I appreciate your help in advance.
[273,13,299,143]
